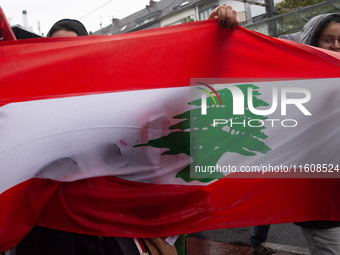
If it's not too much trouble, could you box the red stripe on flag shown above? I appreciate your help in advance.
[1,176,339,251]
[0,178,60,251]
[1,21,340,107]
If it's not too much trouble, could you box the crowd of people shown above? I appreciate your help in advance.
[3,5,340,255]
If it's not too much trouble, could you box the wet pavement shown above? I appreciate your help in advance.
[186,237,308,255]
[186,223,310,254]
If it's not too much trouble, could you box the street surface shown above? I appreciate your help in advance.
[188,223,309,254]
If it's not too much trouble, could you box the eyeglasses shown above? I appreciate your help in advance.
[319,35,340,45]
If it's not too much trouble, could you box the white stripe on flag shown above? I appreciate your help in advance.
[1,78,340,194]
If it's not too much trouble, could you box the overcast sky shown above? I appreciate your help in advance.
[0,0,282,36]
[0,0,150,35]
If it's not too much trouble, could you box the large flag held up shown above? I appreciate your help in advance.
[1,16,340,251]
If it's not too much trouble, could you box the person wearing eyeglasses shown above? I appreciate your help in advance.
[295,13,340,255]
[300,13,340,52]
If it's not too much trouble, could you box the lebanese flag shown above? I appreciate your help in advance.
[1,16,340,252]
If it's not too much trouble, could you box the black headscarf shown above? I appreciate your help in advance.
[47,19,88,37]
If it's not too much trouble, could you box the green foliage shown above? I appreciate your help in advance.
[276,0,326,12]
[181,16,195,24]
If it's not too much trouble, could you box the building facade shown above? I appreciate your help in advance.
[92,0,340,39]
[92,0,256,36]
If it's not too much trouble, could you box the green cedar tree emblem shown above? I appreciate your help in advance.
[135,84,272,183]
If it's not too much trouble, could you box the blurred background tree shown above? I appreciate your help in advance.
[276,0,326,12]
[181,16,195,23]
[274,0,327,35]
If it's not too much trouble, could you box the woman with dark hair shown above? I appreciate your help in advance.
[300,13,340,52]
[297,13,340,255]
[47,19,88,37]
